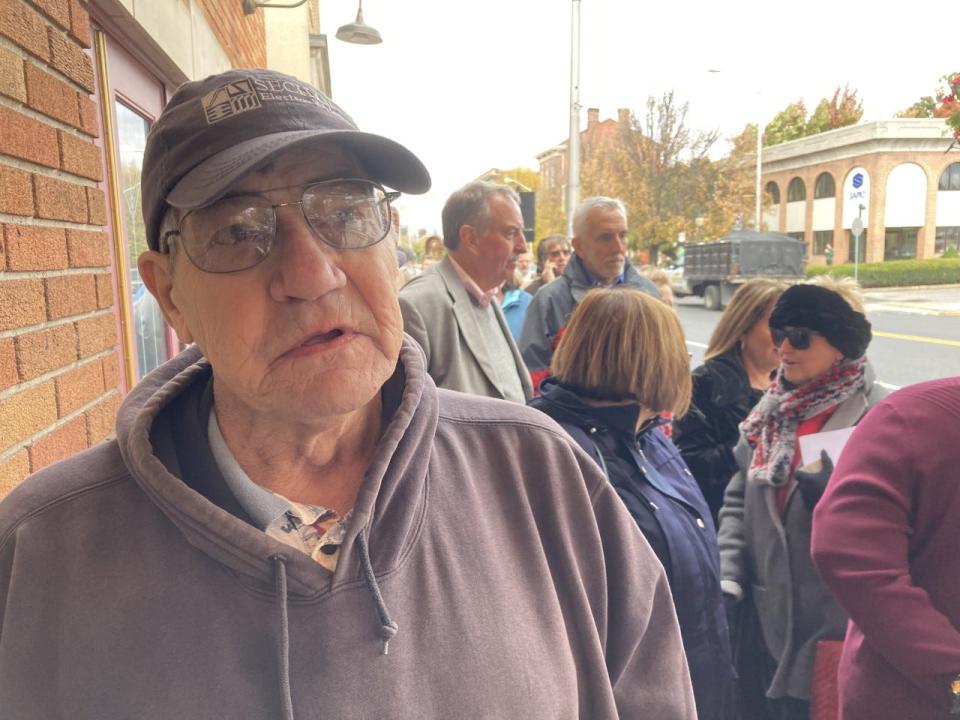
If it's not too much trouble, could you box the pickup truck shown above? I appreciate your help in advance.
[670,230,806,310]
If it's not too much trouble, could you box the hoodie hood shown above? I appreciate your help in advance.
[115,337,437,597]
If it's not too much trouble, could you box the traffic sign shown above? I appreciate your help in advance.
[851,217,864,238]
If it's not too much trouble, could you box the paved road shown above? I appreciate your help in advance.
[677,289,960,389]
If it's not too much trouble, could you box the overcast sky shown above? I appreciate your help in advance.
[324,0,955,235]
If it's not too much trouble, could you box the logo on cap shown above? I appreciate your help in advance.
[202,80,262,125]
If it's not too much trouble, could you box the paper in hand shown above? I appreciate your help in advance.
[798,426,855,467]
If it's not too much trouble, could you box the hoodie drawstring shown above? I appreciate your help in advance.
[271,554,295,720]
[357,532,400,655]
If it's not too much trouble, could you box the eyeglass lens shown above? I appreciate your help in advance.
[771,327,812,350]
[180,180,393,273]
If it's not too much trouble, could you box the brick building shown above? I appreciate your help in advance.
[760,118,960,264]
[536,107,629,218]
[0,0,328,497]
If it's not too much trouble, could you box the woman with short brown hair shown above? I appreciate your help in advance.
[530,288,734,720]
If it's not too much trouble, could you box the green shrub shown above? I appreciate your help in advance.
[806,257,960,287]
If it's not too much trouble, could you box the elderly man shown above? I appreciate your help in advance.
[0,69,695,719]
[519,197,659,388]
[399,182,533,402]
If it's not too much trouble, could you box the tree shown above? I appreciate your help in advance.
[702,123,760,238]
[764,86,863,146]
[763,100,807,146]
[579,91,720,258]
[806,86,863,134]
[897,95,937,118]
[897,73,960,129]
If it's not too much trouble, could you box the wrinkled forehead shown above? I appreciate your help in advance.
[229,143,367,196]
[586,207,627,231]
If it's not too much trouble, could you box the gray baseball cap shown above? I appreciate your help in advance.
[141,68,431,251]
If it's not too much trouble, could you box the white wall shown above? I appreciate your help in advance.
[265,4,312,82]
[101,0,232,80]
[763,206,780,231]
[786,202,805,232]
[884,163,926,227]
[812,198,835,230]
[936,191,960,226]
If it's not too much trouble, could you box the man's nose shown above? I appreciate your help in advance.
[268,208,346,302]
[514,232,527,255]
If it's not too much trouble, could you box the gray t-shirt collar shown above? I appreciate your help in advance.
[207,410,289,531]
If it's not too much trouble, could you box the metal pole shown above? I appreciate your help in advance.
[566,0,581,236]
[755,118,762,231]
[854,204,864,284]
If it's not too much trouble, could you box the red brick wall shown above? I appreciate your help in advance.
[0,0,120,498]
[196,0,265,70]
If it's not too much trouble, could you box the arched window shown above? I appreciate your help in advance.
[814,173,835,199]
[765,181,780,204]
[939,163,960,191]
[787,177,806,202]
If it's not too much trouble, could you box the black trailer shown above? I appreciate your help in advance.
[673,230,806,310]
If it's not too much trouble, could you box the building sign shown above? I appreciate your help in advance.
[842,167,870,229]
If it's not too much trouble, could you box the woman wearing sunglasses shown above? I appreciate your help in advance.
[717,276,887,720]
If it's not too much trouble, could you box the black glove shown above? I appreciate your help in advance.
[794,449,834,511]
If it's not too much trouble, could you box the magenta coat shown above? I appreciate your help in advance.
[812,376,960,719]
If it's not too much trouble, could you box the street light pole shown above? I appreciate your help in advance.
[566,0,581,236]
[755,117,762,231]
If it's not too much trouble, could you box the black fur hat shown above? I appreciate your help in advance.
[769,284,872,359]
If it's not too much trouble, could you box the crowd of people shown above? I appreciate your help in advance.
[0,67,957,720]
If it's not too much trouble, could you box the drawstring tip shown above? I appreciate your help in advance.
[379,621,399,656]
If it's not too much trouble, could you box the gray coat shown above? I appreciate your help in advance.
[399,257,533,402]
[518,255,659,373]
[717,363,887,701]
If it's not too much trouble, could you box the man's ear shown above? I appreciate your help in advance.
[137,251,194,344]
[571,236,582,255]
[459,224,478,254]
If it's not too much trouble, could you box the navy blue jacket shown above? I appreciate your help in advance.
[530,379,735,720]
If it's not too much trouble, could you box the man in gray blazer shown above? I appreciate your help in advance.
[399,182,533,402]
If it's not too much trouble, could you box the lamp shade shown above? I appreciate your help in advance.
[336,6,382,44]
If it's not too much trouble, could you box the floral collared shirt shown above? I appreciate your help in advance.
[264,499,352,572]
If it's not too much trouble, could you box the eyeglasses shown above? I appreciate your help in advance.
[771,326,820,350]
[548,248,572,258]
[161,178,400,273]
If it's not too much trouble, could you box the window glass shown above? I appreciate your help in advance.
[787,177,806,202]
[935,226,960,255]
[765,181,780,204]
[883,227,919,260]
[814,173,835,199]
[813,230,833,254]
[115,101,168,379]
[847,229,867,263]
[938,163,960,191]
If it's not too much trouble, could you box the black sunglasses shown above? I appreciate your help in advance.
[771,326,820,350]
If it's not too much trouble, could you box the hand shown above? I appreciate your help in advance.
[541,261,557,283]
[794,449,834,511]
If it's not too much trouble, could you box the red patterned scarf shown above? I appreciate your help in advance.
[740,357,866,487]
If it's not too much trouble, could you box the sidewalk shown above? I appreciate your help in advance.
[862,284,960,317]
